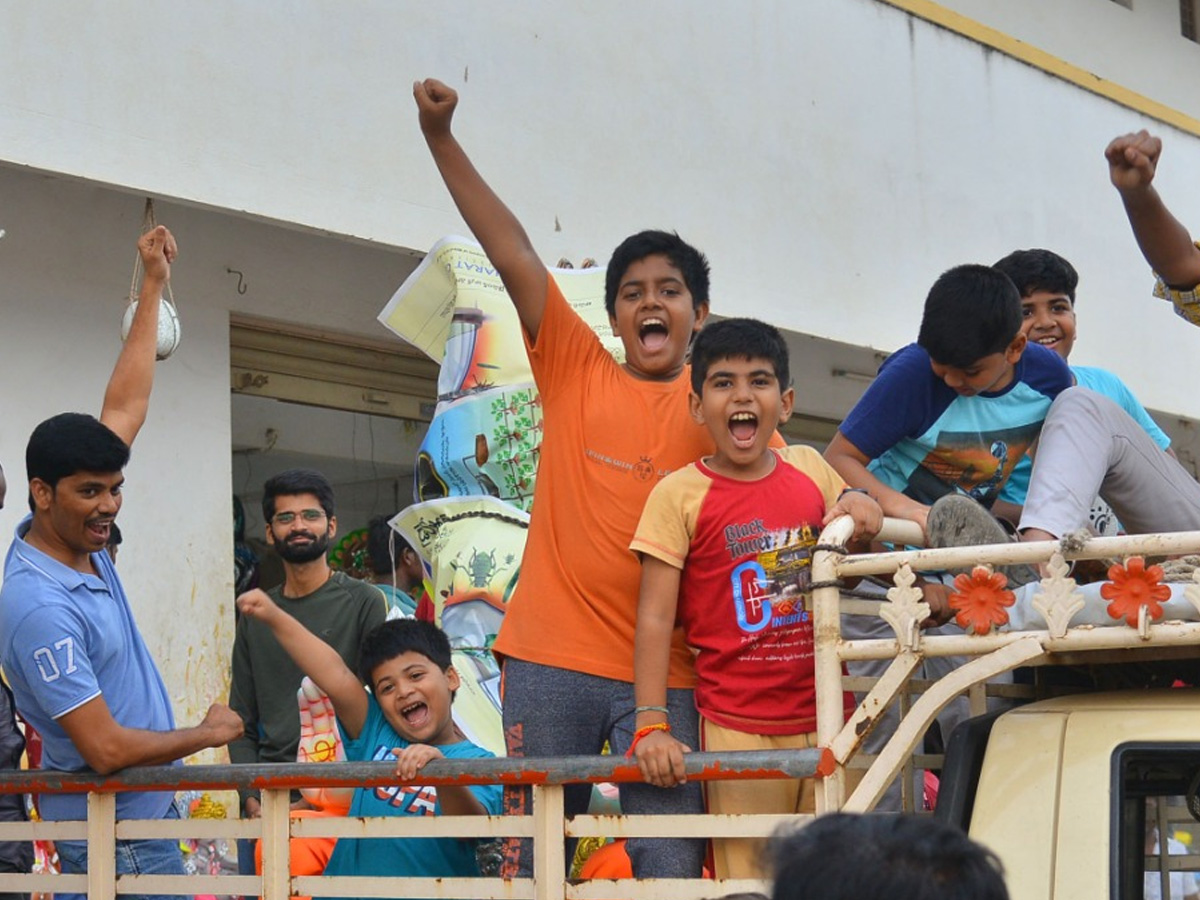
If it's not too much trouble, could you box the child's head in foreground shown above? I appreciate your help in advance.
[603,230,712,381]
[358,619,460,746]
[769,813,1008,900]
[917,264,1027,397]
[992,248,1078,360]
[687,317,793,477]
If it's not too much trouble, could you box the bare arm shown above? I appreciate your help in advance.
[824,432,930,537]
[1106,131,1200,288]
[632,556,689,788]
[236,589,368,738]
[414,78,549,340]
[100,226,177,448]
[57,695,242,775]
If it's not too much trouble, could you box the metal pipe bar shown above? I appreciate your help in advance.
[0,748,821,795]
[836,530,1200,578]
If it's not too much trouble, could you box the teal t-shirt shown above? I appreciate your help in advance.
[320,695,502,900]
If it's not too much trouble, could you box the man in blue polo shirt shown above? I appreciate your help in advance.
[0,226,243,899]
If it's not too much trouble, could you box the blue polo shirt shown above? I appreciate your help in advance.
[0,517,176,821]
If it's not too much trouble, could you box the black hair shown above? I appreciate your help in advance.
[233,495,247,543]
[991,249,1078,304]
[25,413,130,512]
[261,468,335,521]
[366,514,415,576]
[107,522,123,548]
[917,264,1022,368]
[604,230,711,317]
[769,814,1008,900]
[689,318,790,395]
[358,618,452,686]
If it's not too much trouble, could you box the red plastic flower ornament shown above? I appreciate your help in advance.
[949,566,1016,636]
[1099,556,1171,627]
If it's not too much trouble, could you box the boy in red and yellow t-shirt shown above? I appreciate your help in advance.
[631,318,881,879]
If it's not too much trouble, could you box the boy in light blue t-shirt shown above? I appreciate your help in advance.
[236,589,501,898]
[991,248,1171,535]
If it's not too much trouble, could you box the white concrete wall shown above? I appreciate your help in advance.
[2,0,1196,414]
[938,0,1200,122]
[0,166,418,744]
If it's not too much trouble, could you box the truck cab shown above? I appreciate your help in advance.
[810,517,1200,900]
[940,691,1200,900]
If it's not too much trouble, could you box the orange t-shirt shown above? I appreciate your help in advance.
[491,274,713,687]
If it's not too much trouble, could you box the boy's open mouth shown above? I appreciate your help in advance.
[401,701,429,728]
[729,412,758,446]
[638,317,669,352]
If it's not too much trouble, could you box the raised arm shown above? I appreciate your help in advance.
[1106,130,1200,289]
[414,78,550,340]
[100,225,177,447]
[236,589,369,738]
[57,696,242,775]
[824,431,930,537]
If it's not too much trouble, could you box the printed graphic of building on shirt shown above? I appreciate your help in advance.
[730,522,819,656]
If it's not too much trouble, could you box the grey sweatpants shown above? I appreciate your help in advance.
[499,657,705,880]
[1021,387,1200,538]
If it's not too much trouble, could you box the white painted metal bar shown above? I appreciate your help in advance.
[260,786,291,900]
[839,619,1200,661]
[842,637,1048,812]
[837,530,1200,578]
[568,877,770,899]
[827,651,923,764]
[567,811,808,839]
[532,783,565,900]
[115,816,259,840]
[295,873,536,899]
[86,790,116,899]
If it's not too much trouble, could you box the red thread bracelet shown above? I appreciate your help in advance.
[626,722,670,758]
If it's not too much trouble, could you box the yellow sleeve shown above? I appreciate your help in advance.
[1153,266,1200,327]
[629,465,710,569]
[778,444,848,509]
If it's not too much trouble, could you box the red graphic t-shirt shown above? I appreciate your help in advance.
[632,446,853,734]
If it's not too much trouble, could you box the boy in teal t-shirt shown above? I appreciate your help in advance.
[236,589,501,897]
[991,248,1171,533]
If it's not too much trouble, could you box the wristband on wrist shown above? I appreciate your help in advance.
[839,487,872,499]
[625,722,671,758]
[634,705,669,716]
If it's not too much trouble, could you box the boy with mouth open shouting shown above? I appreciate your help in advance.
[630,318,881,879]
[236,591,501,894]
[415,77,775,878]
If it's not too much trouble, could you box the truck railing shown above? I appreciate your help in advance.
[6,519,1200,898]
[811,517,1200,815]
[0,749,821,900]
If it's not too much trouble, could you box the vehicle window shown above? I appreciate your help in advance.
[1116,748,1200,900]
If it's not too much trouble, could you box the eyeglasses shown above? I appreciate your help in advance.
[272,509,327,526]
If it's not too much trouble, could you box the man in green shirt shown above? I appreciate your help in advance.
[228,468,387,821]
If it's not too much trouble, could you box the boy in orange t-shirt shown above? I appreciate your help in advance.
[415,77,719,879]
